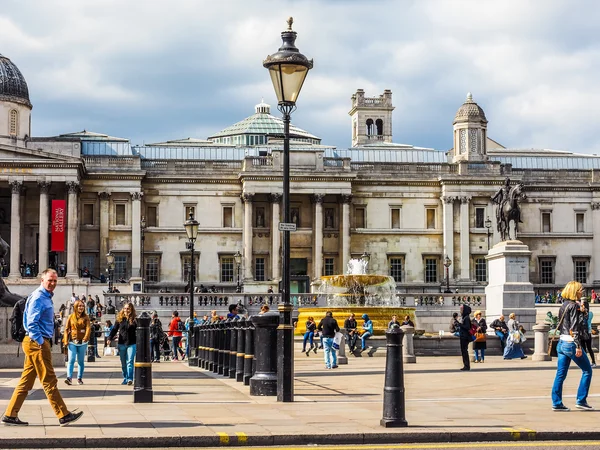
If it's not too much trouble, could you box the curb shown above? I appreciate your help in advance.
[4,430,600,448]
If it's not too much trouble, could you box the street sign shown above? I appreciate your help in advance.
[278,222,297,232]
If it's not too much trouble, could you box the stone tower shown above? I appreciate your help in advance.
[348,89,394,147]
[452,93,488,163]
[0,53,32,143]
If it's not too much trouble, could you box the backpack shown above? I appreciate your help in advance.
[469,322,478,336]
[10,297,27,343]
[177,319,185,332]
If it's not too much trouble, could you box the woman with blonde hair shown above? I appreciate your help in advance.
[551,281,593,411]
[63,300,91,385]
[107,302,138,385]
[503,312,526,360]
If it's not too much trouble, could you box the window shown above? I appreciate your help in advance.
[146,206,157,227]
[223,206,233,228]
[391,207,401,229]
[426,208,436,229]
[220,255,234,283]
[145,256,160,282]
[539,258,555,284]
[181,254,199,283]
[389,257,403,282]
[324,257,335,276]
[115,204,126,226]
[542,211,551,233]
[354,207,365,228]
[474,257,487,282]
[574,259,589,284]
[114,255,129,280]
[255,207,265,227]
[9,109,18,136]
[185,205,196,221]
[576,213,585,233]
[82,204,94,225]
[424,257,438,283]
[475,207,485,228]
[80,254,96,278]
[255,257,265,281]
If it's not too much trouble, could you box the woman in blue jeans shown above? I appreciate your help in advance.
[63,300,91,385]
[107,302,138,385]
[551,281,593,412]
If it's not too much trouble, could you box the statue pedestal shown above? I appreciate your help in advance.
[485,240,536,332]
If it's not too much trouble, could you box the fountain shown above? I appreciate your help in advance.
[295,259,416,335]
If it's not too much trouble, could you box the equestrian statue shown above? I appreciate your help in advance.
[491,177,525,242]
[0,235,25,307]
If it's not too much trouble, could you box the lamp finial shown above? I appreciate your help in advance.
[287,17,293,31]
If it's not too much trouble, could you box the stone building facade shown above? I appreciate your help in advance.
[1,51,599,297]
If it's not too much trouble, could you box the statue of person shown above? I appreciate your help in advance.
[0,235,26,307]
[491,177,511,233]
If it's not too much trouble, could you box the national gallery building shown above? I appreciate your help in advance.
[1,52,599,296]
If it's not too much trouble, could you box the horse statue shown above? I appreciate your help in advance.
[493,181,525,241]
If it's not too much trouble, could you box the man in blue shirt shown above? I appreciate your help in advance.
[2,268,83,427]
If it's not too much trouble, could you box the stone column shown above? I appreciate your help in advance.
[441,196,455,279]
[341,194,352,272]
[400,325,416,363]
[66,181,80,278]
[9,181,22,278]
[270,193,281,281]
[98,192,111,275]
[459,196,471,280]
[592,202,600,283]
[131,192,143,277]
[312,194,325,280]
[242,193,254,281]
[37,181,51,275]
[532,323,551,361]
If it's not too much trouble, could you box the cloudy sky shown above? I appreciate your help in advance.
[2,0,600,154]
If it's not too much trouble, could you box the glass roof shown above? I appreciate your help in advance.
[490,155,600,170]
[326,148,447,163]
[82,141,133,156]
[208,112,319,140]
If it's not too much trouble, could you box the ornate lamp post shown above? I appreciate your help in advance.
[106,252,115,293]
[263,16,313,403]
[361,251,371,271]
[234,251,242,293]
[443,255,452,294]
[140,215,146,290]
[184,213,199,366]
[485,216,492,250]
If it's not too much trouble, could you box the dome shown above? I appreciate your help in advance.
[0,53,32,108]
[453,92,486,124]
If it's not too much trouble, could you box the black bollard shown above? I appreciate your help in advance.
[217,320,225,375]
[222,319,231,376]
[229,317,238,378]
[207,322,215,372]
[198,323,205,369]
[87,343,96,363]
[213,320,221,374]
[235,318,246,382]
[193,323,200,367]
[243,318,255,386]
[202,322,210,370]
[380,326,408,427]
[134,311,153,403]
[249,312,278,396]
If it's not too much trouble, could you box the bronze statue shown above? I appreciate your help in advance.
[491,177,525,241]
[0,235,25,307]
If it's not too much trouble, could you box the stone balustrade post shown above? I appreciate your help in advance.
[337,333,348,365]
[532,323,551,362]
[400,325,416,363]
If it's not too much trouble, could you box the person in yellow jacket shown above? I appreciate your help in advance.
[63,300,91,385]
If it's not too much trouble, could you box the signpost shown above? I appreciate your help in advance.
[278,223,297,232]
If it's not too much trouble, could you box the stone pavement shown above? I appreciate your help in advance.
[1,345,600,448]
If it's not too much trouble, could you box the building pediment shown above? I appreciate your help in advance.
[0,143,82,164]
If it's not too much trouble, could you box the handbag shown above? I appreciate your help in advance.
[547,310,567,355]
[474,332,486,343]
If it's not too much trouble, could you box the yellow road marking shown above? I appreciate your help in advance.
[231,442,600,450]
[217,431,229,445]
[235,431,247,445]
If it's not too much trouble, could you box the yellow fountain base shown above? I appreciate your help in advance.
[295,306,416,336]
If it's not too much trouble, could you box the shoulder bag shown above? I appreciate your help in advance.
[547,309,567,355]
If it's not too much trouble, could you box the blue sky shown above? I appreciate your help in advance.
[2,0,600,153]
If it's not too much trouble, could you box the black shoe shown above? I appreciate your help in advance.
[77,379,83,385]
[127,380,133,386]
[1,415,28,426]
[459,367,470,371]
[521,356,527,359]
[59,410,84,427]
[331,365,339,369]
[64,377,72,385]
[576,402,594,411]
[313,347,318,354]
[552,404,570,412]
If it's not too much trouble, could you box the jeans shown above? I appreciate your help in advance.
[172,336,185,359]
[118,344,136,382]
[302,331,314,351]
[322,337,337,368]
[67,342,87,379]
[361,332,372,350]
[495,330,507,349]
[474,348,486,361]
[347,332,358,351]
[150,338,161,361]
[551,340,593,407]
[87,307,95,316]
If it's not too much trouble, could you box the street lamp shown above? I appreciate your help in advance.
[234,251,242,293]
[184,212,199,366]
[443,255,452,294]
[106,252,115,293]
[264,16,313,403]
[140,215,146,288]
[484,216,492,250]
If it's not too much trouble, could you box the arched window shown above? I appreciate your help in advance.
[366,118,374,136]
[376,119,383,136]
[9,109,18,136]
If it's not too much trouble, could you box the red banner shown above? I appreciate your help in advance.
[51,200,66,252]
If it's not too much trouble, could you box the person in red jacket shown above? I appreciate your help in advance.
[167,311,186,361]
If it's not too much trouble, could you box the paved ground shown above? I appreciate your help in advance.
[1,345,600,448]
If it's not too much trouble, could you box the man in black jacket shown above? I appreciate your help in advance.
[317,311,340,369]
[344,313,358,353]
[458,304,472,371]
[490,315,509,350]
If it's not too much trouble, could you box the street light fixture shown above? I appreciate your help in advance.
[234,251,242,293]
[443,255,452,294]
[484,216,492,250]
[106,252,115,293]
[184,212,199,366]
[264,16,313,403]
[140,215,146,288]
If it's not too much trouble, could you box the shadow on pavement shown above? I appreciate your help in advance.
[100,421,203,428]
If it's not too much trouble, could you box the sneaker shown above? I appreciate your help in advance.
[459,367,470,371]
[1,415,28,426]
[576,402,594,411]
[77,379,83,385]
[552,404,570,412]
[64,377,72,385]
[305,350,310,357]
[325,366,331,369]
[331,365,339,369]
[59,410,84,427]
[127,380,133,386]
[121,380,127,385]
[521,355,527,359]
[592,363,597,368]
